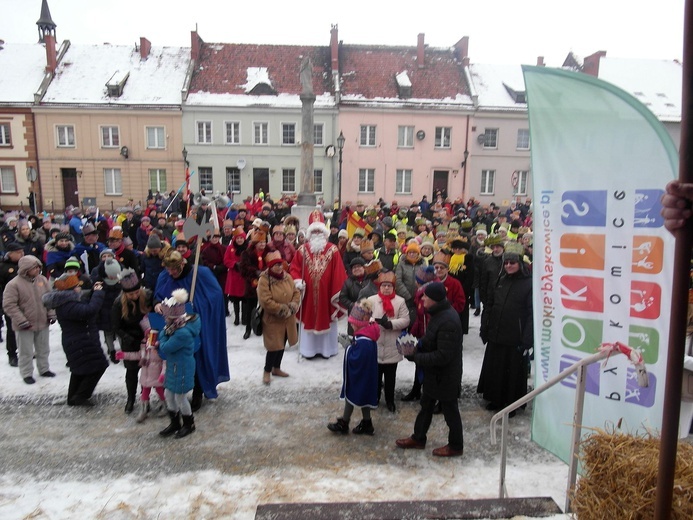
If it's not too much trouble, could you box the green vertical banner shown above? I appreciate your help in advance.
[523,66,679,463]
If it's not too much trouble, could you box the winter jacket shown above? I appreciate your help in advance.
[480,269,533,350]
[395,257,425,303]
[42,288,108,376]
[159,315,200,394]
[0,254,20,314]
[479,253,504,305]
[111,289,153,371]
[257,270,300,352]
[15,230,44,260]
[367,293,410,364]
[3,256,54,330]
[73,240,106,274]
[223,241,246,298]
[200,241,227,291]
[413,298,463,401]
[239,244,264,298]
[339,275,369,315]
[140,245,169,290]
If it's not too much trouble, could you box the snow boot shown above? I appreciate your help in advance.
[135,401,150,423]
[176,414,196,438]
[327,418,349,434]
[159,411,181,437]
[352,419,374,436]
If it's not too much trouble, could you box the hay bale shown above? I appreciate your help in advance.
[571,428,693,519]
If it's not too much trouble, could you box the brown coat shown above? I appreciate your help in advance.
[257,270,300,352]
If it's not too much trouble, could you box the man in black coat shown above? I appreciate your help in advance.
[396,281,464,457]
[0,242,24,366]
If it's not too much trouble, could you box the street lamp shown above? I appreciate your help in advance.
[336,131,345,213]
[182,146,189,167]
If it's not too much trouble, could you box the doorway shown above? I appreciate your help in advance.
[432,170,449,201]
[61,168,79,209]
[253,168,270,199]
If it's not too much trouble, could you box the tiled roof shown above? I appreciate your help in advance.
[338,44,469,101]
[189,43,332,96]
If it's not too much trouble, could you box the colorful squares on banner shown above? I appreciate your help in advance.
[559,234,605,270]
[628,325,660,364]
[559,354,600,395]
[561,316,603,353]
[629,281,661,319]
[634,190,665,228]
[561,191,607,227]
[560,275,604,312]
[625,368,656,407]
[631,236,663,274]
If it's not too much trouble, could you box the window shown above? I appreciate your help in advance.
[480,169,495,195]
[358,168,375,193]
[149,169,167,192]
[435,127,451,148]
[313,169,323,193]
[0,167,17,193]
[482,128,498,149]
[146,126,165,149]
[199,167,213,192]
[281,123,296,145]
[56,125,75,147]
[225,122,240,145]
[516,129,530,150]
[395,169,412,194]
[253,122,268,145]
[104,168,122,195]
[100,126,119,148]
[226,167,241,193]
[513,170,529,196]
[360,125,376,146]
[313,124,324,146]
[398,126,414,148]
[197,121,212,144]
[282,168,296,192]
[0,123,11,146]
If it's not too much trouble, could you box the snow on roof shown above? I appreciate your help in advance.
[242,67,273,93]
[185,92,335,108]
[468,63,527,111]
[42,44,190,106]
[597,57,682,122]
[395,71,412,88]
[0,43,50,104]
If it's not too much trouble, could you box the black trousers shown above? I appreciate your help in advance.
[125,367,139,403]
[264,349,285,373]
[413,393,464,451]
[4,314,17,361]
[67,367,107,404]
[242,297,258,334]
[378,363,398,405]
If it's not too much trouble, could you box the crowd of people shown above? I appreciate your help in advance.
[0,179,689,446]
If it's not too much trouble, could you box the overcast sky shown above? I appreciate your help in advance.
[0,0,685,66]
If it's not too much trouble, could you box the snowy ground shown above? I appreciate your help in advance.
[0,312,573,519]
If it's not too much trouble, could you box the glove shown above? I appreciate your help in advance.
[48,318,56,325]
[115,351,125,360]
[294,279,306,292]
[376,316,393,330]
[18,321,32,330]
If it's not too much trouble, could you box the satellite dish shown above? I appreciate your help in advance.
[477,133,487,145]
[237,158,246,170]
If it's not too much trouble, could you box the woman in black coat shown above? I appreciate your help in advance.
[477,244,533,413]
[238,232,267,339]
[42,274,108,407]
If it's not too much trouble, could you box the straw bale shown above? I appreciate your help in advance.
[571,428,693,519]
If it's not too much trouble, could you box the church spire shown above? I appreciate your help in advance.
[36,0,57,43]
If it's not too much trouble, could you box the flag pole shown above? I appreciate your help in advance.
[654,1,693,518]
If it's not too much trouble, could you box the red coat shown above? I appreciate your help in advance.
[289,241,347,333]
[200,241,227,291]
[442,274,466,314]
[223,243,247,298]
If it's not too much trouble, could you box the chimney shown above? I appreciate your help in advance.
[139,37,151,60]
[191,30,202,62]
[330,24,339,72]
[417,33,425,68]
[454,36,469,61]
[44,33,57,74]
[536,56,545,67]
[582,50,607,77]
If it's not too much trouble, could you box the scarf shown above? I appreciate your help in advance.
[449,253,466,275]
[269,268,284,280]
[378,290,396,317]
[406,253,420,265]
